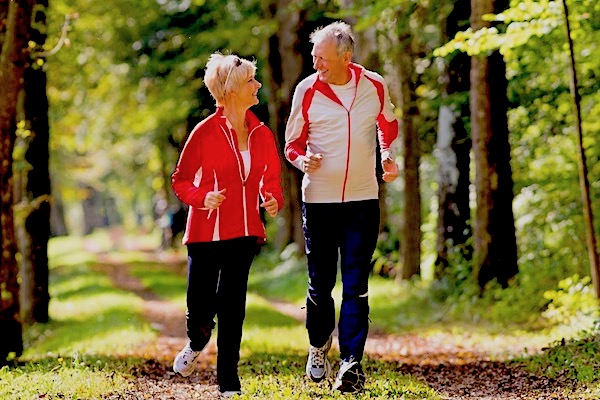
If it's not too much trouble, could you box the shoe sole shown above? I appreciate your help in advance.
[334,380,365,393]
[220,391,242,398]
[173,364,195,377]
[333,367,365,392]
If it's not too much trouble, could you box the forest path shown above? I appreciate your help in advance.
[94,248,580,400]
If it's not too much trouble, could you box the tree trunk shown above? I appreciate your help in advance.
[435,0,472,274]
[264,0,309,252]
[561,0,600,298]
[399,82,421,281]
[379,16,422,281]
[470,0,518,289]
[17,0,51,324]
[0,0,36,364]
[49,187,68,236]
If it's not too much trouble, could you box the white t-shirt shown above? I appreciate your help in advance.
[240,150,250,177]
[329,70,356,110]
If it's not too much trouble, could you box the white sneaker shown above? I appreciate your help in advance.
[332,358,365,393]
[220,391,242,398]
[305,335,332,382]
[173,342,200,377]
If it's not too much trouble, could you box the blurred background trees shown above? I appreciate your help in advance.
[1,0,599,362]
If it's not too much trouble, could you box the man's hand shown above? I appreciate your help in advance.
[260,192,279,217]
[302,153,323,173]
[204,188,227,209]
[382,159,399,182]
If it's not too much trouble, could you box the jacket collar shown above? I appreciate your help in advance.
[312,63,364,90]
[311,63,364,106]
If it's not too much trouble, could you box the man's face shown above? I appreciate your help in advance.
[311,38,350,85]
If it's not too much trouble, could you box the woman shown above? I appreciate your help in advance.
[171,52,284,398]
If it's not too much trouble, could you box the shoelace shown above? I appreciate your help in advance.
[183,346,198,359]
[311,346,326,367]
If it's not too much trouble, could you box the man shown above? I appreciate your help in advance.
[284,21,400,393]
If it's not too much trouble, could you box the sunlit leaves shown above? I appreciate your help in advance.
[434,1,562,57]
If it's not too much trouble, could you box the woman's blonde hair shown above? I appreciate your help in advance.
[204,53,257,105]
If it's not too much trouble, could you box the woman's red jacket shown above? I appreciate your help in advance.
[171,107,284,244]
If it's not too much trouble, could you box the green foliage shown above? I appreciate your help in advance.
[542,275,599,331]
[248,243,308,304]
[372,230,401,278]
[427,0,600,315]
[435,0,563,57]
[430,244,477,303]
[517,323,600,383]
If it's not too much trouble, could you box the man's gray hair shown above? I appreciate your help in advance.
[310,21,355,56]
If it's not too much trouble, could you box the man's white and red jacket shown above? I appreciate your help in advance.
[172,107,284,244]
[285,63,399,203]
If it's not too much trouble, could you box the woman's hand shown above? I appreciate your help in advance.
[261,192,278,217]
[204,188,227,209]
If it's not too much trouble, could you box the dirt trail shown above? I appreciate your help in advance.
[96,250,584,400]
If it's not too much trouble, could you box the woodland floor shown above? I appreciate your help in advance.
[93,248,592,400]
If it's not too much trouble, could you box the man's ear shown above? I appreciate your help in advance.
[343,51,352,64]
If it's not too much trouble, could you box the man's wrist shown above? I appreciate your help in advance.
[381,150,395,162]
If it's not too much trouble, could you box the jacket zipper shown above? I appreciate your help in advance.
[341,110,351,202]
[219,121,262,236]
[245,124,263,236]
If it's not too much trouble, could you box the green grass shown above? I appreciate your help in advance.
[237,356,439,399]
[4,232,598,399]
[0,362,133,400]
[2,234,157,400]
[514,332,600,383]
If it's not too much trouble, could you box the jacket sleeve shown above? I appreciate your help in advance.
[171,124,212,210]
[374,74,399,160]
[284,80,310,171]
[260,129,285,211]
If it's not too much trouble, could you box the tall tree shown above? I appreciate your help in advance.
[0,0,36,364]
[470,0,518,288]
[561,0,600,298]
[435,0,472,274]
[20,0,51,324]
[264,0,306,251]
[377,9,422,280]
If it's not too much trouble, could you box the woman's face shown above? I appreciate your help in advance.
[235,73,262,107]
[223,58,261,108]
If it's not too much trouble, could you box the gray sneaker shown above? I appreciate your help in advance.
[305,335,332,382]
[173,342,200,377]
